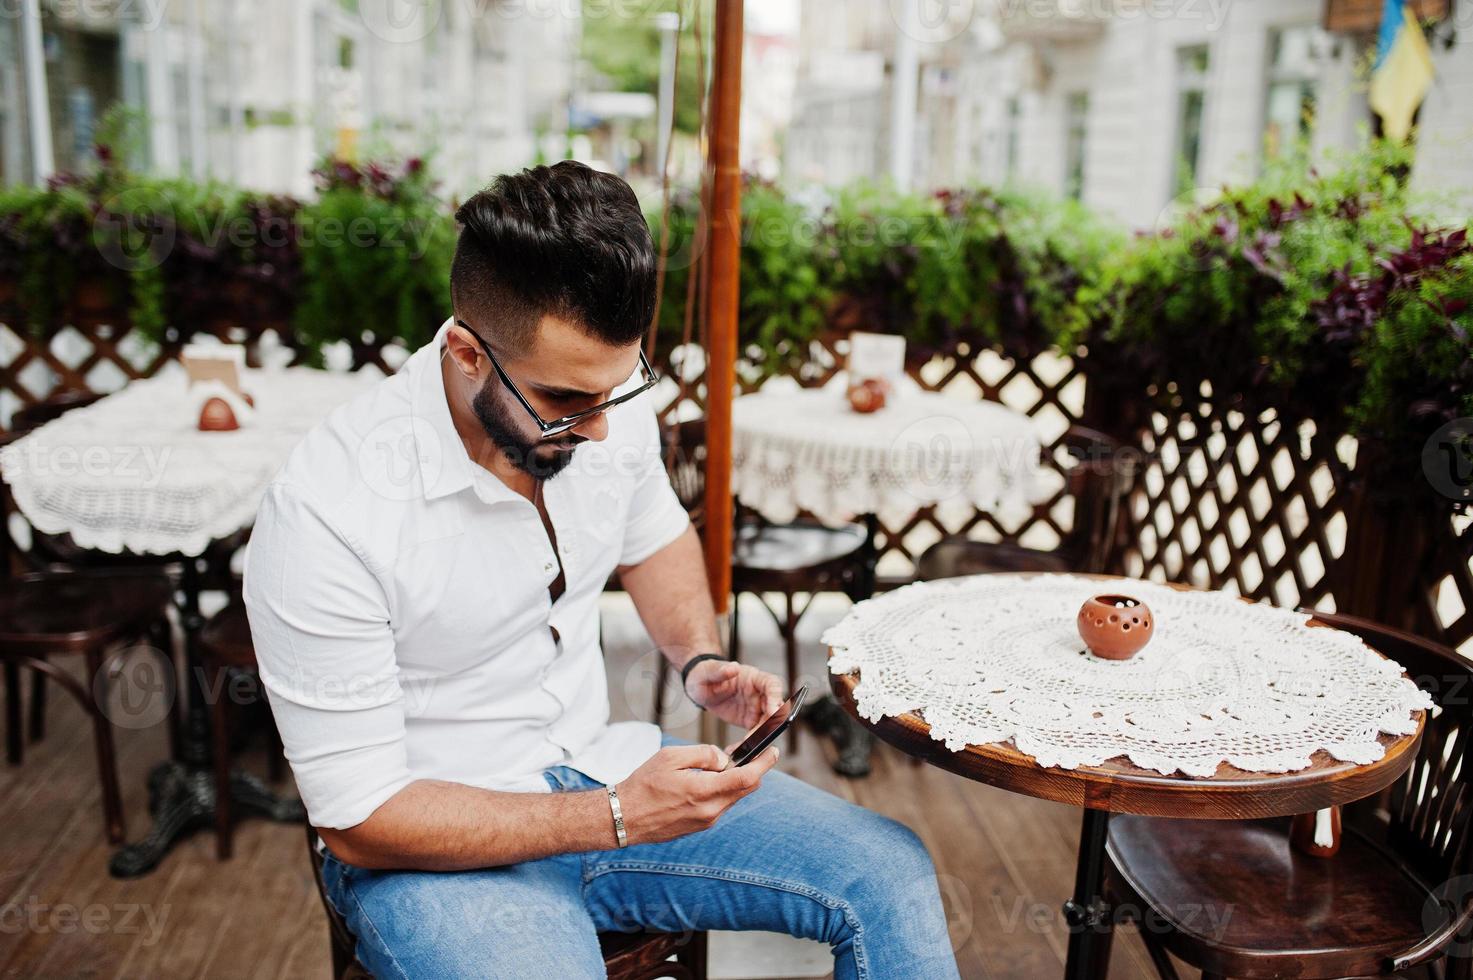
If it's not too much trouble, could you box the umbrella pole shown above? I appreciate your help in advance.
[703,0,743,616]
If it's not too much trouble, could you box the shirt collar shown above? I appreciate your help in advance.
[408,317,520,504]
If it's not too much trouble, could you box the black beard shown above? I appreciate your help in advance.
[471,378,581,479]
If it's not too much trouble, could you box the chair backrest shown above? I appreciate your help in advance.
[305,826,367,980]
[1052,425,1131,573]
[10,390,103,431]
[671,417,1132,580]
[664,418,707,530]
[1307,611,1473,884]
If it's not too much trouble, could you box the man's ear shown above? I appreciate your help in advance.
[443,325,482,381]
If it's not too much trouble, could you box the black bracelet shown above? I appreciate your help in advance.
[680,654,728,702]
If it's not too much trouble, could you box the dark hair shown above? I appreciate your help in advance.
[451,161,656,356]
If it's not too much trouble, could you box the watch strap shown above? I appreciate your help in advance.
[680,653,728,698]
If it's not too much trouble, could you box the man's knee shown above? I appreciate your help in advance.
[844,812,950,922]
[849,809,939,881]
[764,774,945,918]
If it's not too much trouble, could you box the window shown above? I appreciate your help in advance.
[1173,45,1210,196]
[1263,26,1326,161]
[1064,92,1088,201]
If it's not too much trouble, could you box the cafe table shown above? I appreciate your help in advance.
[731,377,1049,536]
[825,572,1432,979]
[0,365,378,876]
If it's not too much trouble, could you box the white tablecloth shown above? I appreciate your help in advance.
[731,385,1049,527]
[0,367,378,556]
[826,573,1433,777]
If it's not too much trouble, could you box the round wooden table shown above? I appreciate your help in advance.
[830,610,1427,980]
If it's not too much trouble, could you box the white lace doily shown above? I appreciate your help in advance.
[825,574,1434,777]
[732,385,1051,528]
[1,366,377,556]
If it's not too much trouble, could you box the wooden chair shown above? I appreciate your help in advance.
[652,419,872,737]
[0,570,173,843]
[305,827,709,979]
[1104,612,1473,980]
[198,596,289,859]
[915,425,1130,580]
[9,390,104,430]
[0,415,176,845]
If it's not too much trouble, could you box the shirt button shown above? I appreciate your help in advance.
[543,561,555,573]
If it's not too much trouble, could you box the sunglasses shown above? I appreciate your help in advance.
[454,319,660,439]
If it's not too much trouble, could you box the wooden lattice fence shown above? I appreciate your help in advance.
[1082,379,1473,659]
[1111,397,1353,612]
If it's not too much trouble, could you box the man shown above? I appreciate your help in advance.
[244,161,959,978]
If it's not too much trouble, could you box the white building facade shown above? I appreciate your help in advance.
[786,0,1473,228]
[4,0,578,197]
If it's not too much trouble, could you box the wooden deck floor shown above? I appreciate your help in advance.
[0,594,1173,980]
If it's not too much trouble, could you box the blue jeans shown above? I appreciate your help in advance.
[320,735,960,979]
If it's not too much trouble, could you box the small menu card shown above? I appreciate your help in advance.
[847,332,905,385]
[181,343,245,394]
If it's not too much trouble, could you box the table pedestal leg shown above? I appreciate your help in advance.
[1062,807,1113,980]
[108,556,304,879]
[857,513,880,600]
[804,694,876,777]
[108,761,304,877]
[813,514,882,777]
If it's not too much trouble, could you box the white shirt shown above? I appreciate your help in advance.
[243,319,690,829]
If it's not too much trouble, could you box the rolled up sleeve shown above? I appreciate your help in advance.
[243,482,412,829]
[619,404,692,567]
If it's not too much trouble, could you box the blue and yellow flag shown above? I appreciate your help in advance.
[1369,0,1436,142]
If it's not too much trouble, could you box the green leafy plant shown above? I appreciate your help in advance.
[0,148,141,333]
[292,156,454,359]
[1074,141,1418,399]
[0,145,303,347]
[1074,139,1469,503]
[650,177,1119,372]
[155,182,302,341]
[731,180,832,376]
[651,179,833,379]
[1342,231,1472,480]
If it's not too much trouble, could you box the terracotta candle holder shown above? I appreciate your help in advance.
[1077,594,1154,660]
[198,396,240,431]
[846,377,890,414]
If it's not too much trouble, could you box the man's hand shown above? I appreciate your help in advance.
[616,743,779,845]
[685,659,783,728]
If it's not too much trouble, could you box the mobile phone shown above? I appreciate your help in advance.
[727,684,809,768]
